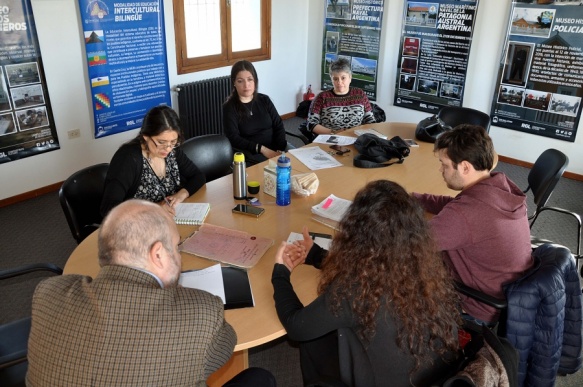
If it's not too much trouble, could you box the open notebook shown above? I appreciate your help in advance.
[174,203,210,225]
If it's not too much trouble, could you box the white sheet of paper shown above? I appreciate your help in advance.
[289,146,343,170]
[179,264,226,303]
[312,135,357,146]
[287,232,332,250]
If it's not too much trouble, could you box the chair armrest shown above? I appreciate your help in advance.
[537,206,581,256]
[538,206,582,225]
[286,130,309,145]
[0,263,63,280]
[454,281,507,310]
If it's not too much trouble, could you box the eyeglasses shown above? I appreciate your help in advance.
[150,138,180,149]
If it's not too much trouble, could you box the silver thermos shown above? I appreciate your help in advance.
[233,152,247,199]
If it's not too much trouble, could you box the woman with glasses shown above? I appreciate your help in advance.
[100,106,205,217]
[223,60,289,165]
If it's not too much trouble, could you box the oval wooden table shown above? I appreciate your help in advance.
[64,122,456,385]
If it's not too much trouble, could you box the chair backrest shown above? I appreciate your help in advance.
[437,106,491,132]
[59,163,109,244]
[526,148,569,209]
[0,263,62,386]
[181,134,233,182]
[337,328,374,387]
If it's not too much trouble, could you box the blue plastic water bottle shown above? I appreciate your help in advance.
[276,152,291,206]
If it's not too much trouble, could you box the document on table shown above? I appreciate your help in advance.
[179,264,254,309]
[312,135,357,146]
[287,232,333,250]
[179,264,226,303]
[289,146,343,170]
[180,224,273,269]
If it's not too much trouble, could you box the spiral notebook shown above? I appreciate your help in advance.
[174,203,211,225]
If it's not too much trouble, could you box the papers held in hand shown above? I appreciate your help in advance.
[179,264,254,309]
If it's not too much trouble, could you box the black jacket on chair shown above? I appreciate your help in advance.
[504,244,583,386]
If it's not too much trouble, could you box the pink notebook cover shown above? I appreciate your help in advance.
[180,224,274,269]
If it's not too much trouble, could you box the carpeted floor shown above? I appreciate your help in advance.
[1,117,582,386]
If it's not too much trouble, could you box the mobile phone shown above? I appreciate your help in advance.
[330,145,350,155]
[404,139,419,147]
[232,204,265,218]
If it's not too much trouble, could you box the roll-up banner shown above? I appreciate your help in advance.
[321,0,384,101]
[394,0,479,114]
[78,0,171,138]
[0,0,60,164]
[490,0,583,142]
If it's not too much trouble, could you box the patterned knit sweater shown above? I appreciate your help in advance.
[307,87,375,132]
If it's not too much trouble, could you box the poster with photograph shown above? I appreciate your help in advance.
[490,1,583,142]
[394,0,479,114]
[0,0,60,164]
[78,0,171,138]
[321,0,384,100]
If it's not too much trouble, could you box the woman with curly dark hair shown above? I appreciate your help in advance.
[272,180,460,386]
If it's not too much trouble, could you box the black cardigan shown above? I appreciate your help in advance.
[100,142,205,216]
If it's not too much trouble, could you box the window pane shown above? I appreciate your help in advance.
[184,0,222,58]
[230,0,261,52]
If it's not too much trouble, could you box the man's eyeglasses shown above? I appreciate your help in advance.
[150,138,180,149]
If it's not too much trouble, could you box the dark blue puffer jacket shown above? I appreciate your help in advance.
[504,244,582,386]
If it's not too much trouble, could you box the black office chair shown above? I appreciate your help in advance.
[523,149,581,264]
[437,106,491,132]
[286,129,310,146]
[59,163,109,244]
[308,324,518,387]
[181,134,233,182]
[455,244,582,386]
[0,263,63,387]
[297,122,316,144]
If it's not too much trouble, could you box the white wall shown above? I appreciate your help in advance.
[2,0,582,201]
[308,0,583,176]
[0,0,309,200]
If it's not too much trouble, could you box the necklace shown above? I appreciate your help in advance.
[144,150,166,179]
[244,99,254,116]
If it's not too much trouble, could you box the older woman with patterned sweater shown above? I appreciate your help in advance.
[307,57,376,135]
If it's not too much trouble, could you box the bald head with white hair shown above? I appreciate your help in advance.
[98,199,182,287]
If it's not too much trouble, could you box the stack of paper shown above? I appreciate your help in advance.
[354,128,387,139]
[311,194,352,223]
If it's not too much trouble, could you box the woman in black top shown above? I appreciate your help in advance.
[222,60,288,164]
[272,180,460,386]
[100,106,205,217]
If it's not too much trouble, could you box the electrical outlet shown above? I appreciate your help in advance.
[68,128,81,139]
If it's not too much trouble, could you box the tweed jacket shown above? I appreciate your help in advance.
[26,265,236,387]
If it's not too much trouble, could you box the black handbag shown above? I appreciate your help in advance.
[353,134,410,168]
[415,114,452,143]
